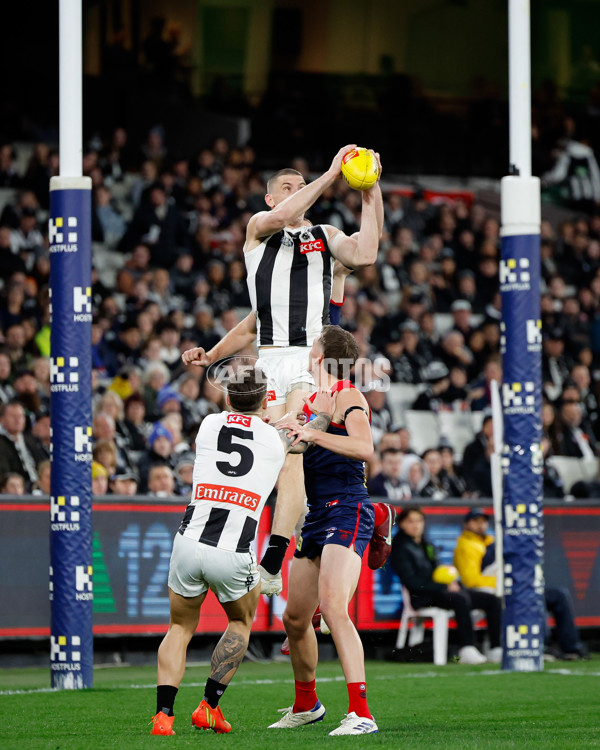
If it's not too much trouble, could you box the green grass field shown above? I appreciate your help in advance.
[2,657,599,749]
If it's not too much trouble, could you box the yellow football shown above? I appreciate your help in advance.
[341,147,379,191]
[432,564,459,584]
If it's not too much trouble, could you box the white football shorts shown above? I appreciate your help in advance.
[256,345,314,407]
[168,533,259,603]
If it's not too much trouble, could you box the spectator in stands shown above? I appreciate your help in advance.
[390,506,496,664]
[92,461,109,496]
[29,409,51,461]
[450,299,475,340]
[453,508,587,660]
[0,351,15,404]
[0,472,26,494]
[368,448,411,501]
[147,464,176,496]
[32,459,51,495]
[439,444,470,497]
[570,363,600,438]
[543,118,600,214]
[0,144,21,187]
[421,449,451,500]
[116,244,152,296]
[142,361,171,419]
[365,385,395,446]
[156,385,182,419]
[119,181,188,267]
[0,227,26,279]
[9,206,44,257]
[554,392,598,458]
[0,400,40,490]
[401,455,436,499]
[93,439,119,477]
[394,320,428,384]
[176,373,203,432]
[468,355,503,412]
[107,318,142,373]
[461,413,494,497]
[137,422,175,492]
[93,185,127,248]
[122,393,150,450]
[4,323,31,370]
[439,329,473,373]
[109,468,139,496]
[542,327,573,398]
[174,452,195,496]
[411,360,450,412]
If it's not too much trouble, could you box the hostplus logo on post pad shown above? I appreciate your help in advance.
[49,216,78,253]
[50,356,80,393]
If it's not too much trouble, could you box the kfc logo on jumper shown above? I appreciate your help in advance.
[227,414,252,427]
[267,390,276,402]
[300,239,325,254]
[195,483,261,511]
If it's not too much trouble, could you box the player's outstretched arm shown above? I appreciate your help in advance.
[249,145,357,240]
[326,151,383,269]
[181,312,257,368]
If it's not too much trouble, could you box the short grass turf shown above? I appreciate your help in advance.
[1,658,600,749]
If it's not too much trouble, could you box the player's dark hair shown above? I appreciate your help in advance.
[267,168,303,193]
[319,325,359,378]
[227,366,268,413]
[397,505,425,525]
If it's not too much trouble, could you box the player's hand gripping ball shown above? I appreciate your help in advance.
[432,564,459,584]
[341,147,379,191]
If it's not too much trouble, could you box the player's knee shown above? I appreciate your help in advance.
[283,607,311,636]
[318,598,348,627]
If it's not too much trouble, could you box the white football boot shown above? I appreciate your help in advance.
[328,712,378,736]
[268,701,326,728]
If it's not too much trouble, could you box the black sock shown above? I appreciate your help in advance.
[204,677,228,709]
[156,684,178,716]
[260,534,290,575]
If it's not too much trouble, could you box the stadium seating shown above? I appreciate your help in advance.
[404,410,440,454]
[546,456,600,493]
[438,411,476,457]
[386,382,425,423]
[396,585,486,665]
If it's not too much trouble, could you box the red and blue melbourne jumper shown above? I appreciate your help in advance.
[296,380,375,559]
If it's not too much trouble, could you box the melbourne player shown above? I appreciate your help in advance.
[268,325,379,736]
[150,367,334,736]
[183,146,384,595]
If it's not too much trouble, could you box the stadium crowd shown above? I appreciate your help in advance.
[1,126,600,501]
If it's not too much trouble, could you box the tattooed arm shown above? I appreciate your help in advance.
[274,388,335,454]
[280,411,332,454]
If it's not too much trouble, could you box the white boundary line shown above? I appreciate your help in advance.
[1,668,598,696]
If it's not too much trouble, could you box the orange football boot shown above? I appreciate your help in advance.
[150,711,176,735]
[192,700,232,734]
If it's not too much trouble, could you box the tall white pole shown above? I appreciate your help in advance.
[59,0,83,177]
[508,0,532,177]
[50,0,93,688]
[500,0,543,672]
